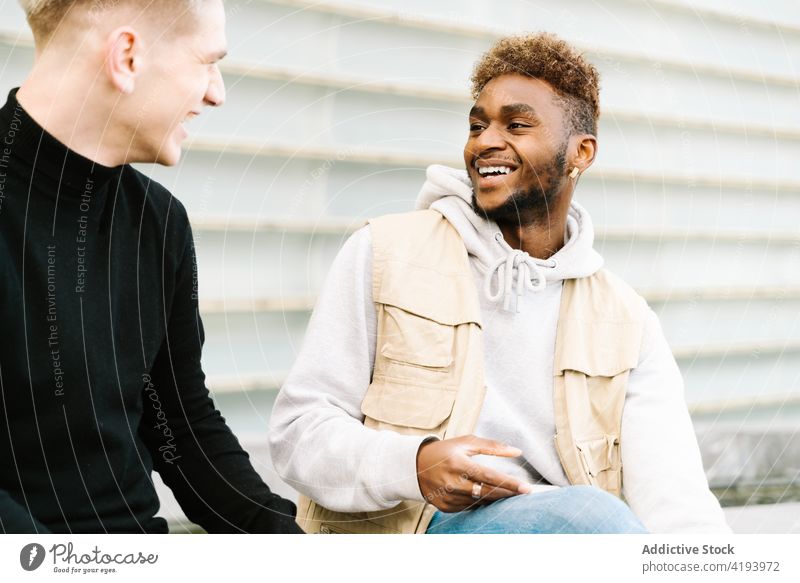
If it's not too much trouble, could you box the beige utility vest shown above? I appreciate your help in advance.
[296,209,646,534]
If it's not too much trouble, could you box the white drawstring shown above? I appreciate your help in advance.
[483,234,554,312]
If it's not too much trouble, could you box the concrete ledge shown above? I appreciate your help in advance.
[723,503,800,534]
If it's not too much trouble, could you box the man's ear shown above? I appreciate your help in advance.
[104,27,143,95]
[569,134,598,174]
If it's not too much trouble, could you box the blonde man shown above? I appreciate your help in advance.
[0,0,301,533]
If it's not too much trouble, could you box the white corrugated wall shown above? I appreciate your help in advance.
[2,0,798,527]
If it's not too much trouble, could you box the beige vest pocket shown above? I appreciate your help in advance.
[380,305,454,369]
[361,380,457,433]
[576,434,621,479]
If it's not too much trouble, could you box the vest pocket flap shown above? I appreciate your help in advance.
[361,380,457,429]
[576,435,619,477]
[555,319,642,377]
[380,305,453,368]
[377,260,482,327]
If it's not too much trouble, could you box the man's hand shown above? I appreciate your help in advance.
[416,435,533,512]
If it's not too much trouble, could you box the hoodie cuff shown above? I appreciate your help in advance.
[370,433,437,506]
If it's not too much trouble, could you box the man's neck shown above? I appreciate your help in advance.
[497,192,573,259]
[499,220,566,259]
[17,72,128,167]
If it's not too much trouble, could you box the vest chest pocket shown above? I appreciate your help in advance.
[361,379,457,435]
[377,305,455,379]
[363,304,460,435]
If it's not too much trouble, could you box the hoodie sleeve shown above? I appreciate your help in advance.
[268,226,429,512]
[621,308,732,533]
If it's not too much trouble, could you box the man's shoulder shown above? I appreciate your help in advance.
[578,267,649,317]
[368,208,457,247]
[368,208,442,229]
[348,209,442,252]
[590,268,642,298]
[121,165,189,226]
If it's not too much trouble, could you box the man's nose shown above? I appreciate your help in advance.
[204,65,226,107]
[474,123,506,151]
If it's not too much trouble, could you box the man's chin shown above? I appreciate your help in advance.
[471,189,550,226]
[154,127,189,166]
[155,144,183,167]
[472,191,513,216]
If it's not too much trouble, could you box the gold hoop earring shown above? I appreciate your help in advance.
[569,167,580,179]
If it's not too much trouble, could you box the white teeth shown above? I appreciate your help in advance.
[477,165,512,176]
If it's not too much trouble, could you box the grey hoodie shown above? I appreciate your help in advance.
[269,165,731,533]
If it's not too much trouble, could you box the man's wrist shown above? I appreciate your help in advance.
[415,435,440,502]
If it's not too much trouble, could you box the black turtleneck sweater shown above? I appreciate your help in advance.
[0,89,300,534]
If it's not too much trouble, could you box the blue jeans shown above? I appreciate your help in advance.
[426,485,649,534]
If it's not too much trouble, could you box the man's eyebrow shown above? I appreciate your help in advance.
[468,105,487,118]
[500,103,540,118]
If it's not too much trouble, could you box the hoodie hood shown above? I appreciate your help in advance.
[415,164,603,312]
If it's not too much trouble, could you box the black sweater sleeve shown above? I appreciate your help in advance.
[138,221,302,534]
[0,489,52,534]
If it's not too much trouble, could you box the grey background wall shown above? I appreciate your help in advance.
[2,0,798,530]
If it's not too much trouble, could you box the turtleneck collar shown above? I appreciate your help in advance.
[0,88,122,197]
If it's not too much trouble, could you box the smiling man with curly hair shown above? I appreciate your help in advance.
[270,32,731,534]
[466,33,600,229]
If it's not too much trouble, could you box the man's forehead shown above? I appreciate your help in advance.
[189,0,226,38]
[189,11,227,59]
[474,75,558,114]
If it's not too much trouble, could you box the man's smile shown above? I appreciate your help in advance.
[473,157,520,189]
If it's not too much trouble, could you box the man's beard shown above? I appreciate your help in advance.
[471,144,568,227]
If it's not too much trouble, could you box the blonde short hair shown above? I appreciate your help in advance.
[19,0,205,41]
